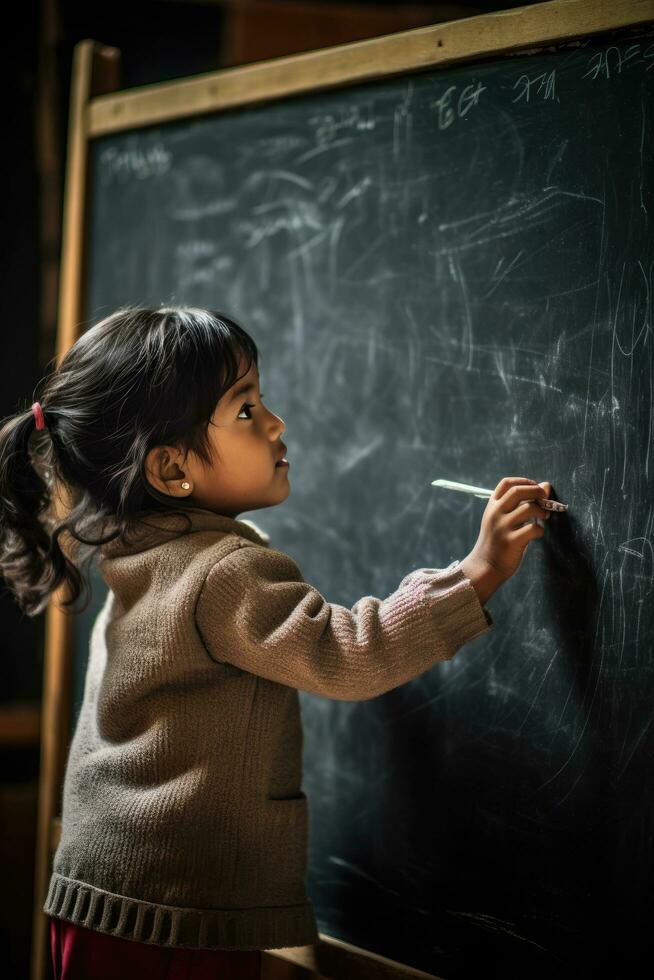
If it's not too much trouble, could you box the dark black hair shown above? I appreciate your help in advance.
[0,305,258,617]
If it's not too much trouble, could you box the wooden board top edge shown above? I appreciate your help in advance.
[87,0,654,138]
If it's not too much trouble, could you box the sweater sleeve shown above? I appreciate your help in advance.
[195,543,494,701]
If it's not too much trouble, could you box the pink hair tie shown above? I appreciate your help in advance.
[31,402,47,430]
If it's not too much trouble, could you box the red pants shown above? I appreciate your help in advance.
[49,917,262,979]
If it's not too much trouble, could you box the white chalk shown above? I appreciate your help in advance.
[431,478,568,512]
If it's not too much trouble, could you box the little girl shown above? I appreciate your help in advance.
[0,306,551,980]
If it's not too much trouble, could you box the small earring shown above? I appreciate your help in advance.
[181,481,191,491]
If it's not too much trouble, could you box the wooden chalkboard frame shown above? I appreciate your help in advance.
[32,2,654,978]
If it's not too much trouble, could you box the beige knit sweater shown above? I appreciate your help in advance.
[43,506,494,951]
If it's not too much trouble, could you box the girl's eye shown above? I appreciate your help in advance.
[237,395,264,420]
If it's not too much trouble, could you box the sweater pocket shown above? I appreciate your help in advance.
[259,792,309,905]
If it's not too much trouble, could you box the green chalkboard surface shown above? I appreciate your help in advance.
[73,29,653,977]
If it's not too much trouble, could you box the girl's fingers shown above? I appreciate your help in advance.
[504,501,549,528]
[508,520,546,542]
[498,484,548,513]
[505,500,552,521]
[492,477,539,500]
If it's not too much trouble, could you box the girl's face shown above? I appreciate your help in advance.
[145,356,289,518]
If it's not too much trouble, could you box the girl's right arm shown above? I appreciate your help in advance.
[196,477,549,702]
[196,543,493,701]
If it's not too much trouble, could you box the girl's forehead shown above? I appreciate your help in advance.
[216,358,258,410]
[219,356,256,390]
[238,355,256,374]
[234,357,258,383]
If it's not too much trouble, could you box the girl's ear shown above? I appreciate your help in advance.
[144,445,190,497]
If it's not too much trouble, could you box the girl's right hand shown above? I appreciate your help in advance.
[460,477,552,605]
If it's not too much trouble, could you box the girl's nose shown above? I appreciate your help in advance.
[268,409,285,437]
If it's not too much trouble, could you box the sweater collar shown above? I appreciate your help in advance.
[99,506,270,558]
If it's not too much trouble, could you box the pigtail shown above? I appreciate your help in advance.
[0,405,84,617]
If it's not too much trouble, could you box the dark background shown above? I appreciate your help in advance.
[0,1,561,974]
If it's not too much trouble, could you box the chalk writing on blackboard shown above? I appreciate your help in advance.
[583,41,654,79]
[512,70,556,102]
[429,79,486,130]
[98,143,172,185]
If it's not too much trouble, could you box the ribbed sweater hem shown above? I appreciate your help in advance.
[44,873,319,951]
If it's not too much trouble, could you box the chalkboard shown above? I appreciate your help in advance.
[75,28,654,978]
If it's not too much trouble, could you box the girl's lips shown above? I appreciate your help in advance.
[275,459,290,468]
